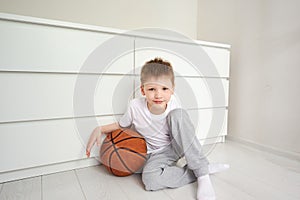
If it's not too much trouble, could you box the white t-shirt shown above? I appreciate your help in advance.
[119,95,180,153]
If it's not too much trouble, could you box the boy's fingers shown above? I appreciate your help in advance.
[86,137,96,154]
[87,139,95,151]
[86,145,91,154]
[86,150,90,158]
[86,128,101,157]
[86,140,95,157]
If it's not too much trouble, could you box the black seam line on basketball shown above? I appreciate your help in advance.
[110,133,135,174]
[109,132,117,175]
[116,147,147,160]
[100,144,113,158]
[103,131,113,145]
[114,150,135,174]
[108,148,115,174]
[102,137,140,154]
[114,137,145,146]
[103,129,144,144]
[133,130,144,138]
[109,147,125,176]
[102,130,124,144]
[100,137,146,157]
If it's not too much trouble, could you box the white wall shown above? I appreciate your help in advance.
[198,0,300,157]
[0,0,198,39]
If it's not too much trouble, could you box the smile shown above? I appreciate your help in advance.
[153,100,164,104]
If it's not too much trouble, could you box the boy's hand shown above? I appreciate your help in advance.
[86,126,102,158]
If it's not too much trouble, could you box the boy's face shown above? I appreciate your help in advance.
[140,76,174,114]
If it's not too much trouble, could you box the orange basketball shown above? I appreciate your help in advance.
[100,129,147,176]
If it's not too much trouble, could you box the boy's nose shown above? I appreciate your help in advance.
[154,90,162,98]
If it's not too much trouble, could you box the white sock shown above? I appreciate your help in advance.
[208,163,230,174]
[197,175,216,200]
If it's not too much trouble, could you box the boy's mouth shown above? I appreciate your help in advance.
[153,100,164,104]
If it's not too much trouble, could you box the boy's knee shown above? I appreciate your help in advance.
[142,171,163,191]
[169,108,186,116]
[167,108,188,122]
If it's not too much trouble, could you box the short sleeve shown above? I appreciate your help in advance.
[119,102,133,128]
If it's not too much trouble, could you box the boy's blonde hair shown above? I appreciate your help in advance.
[140,58,175,86]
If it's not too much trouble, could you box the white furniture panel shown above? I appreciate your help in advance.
[94,75,135,115]
[187,108,228,140]
[135,37,230,77]
[0,115,119,173]
[0,73,134,122]
[201,45,230,77]
[102,51,135,74]
[175,77,229,109]
[0,20,134,74]
[0,72,75,122]
[0,119,83,173]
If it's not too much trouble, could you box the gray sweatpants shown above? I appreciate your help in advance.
[142,108,209,191]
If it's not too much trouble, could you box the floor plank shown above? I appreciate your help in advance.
[211,175,256,200]
[75,165,129,200]
[0,176,41,200]
[90,166,173,200]
[42,170,85,200]
[117,174,173,200]
[163,182,197,200]
[209,141,300,200]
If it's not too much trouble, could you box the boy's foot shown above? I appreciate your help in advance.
[197,175,216,200]
[208,163,230,174]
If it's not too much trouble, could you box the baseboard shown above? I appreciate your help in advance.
[226,135,300,161]
[0,158,100,183]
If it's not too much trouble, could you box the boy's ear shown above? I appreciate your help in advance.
[140,85,145,95]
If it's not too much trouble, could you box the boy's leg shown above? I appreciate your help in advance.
[142,146,197,191]
[167,108,209,177]
[167,108,216,200]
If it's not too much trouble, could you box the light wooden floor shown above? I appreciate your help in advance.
[0,140,299,200]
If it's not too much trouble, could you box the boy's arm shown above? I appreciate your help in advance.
[86,122,120,157]
[100,122,120,134]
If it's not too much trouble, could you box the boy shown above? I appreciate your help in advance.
[86,58,228,200]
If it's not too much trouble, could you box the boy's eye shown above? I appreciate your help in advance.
[148,88,155,91]
[163,87,169,90]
